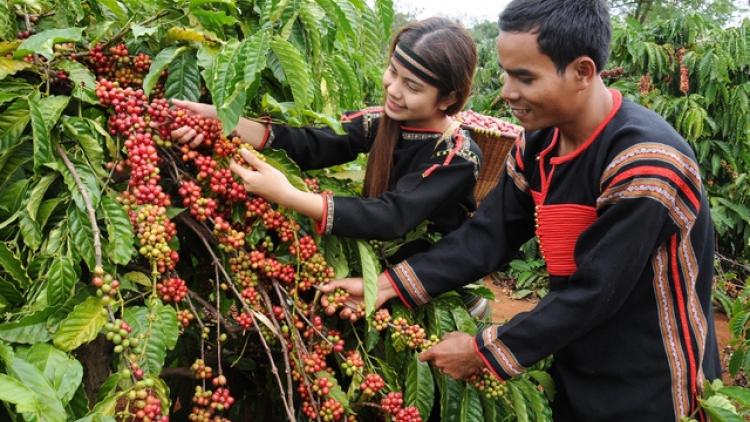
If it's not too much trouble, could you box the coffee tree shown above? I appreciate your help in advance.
[0,1,553,421]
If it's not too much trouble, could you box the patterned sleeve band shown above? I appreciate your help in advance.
[257,116,275,149]
[314,192,335,235]
[473,329,526,381]
[392,42,442,88]
[386,262,432,308]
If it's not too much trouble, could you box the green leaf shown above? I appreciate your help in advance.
[270,36,311,110]
[94,373,122,404]
[14,28,84,61]
[60,116,106,177]
[153,299,179,350]
[0,275,23,306]
[6,357,67,422]
[60,153,102,213]
[0,99,30,152]
[124,305,169,375]
[21,173,57,249]
[449,300,478,336]
[405,352,435,420]
[0,373,38,414]
[0,242,32,288]
[0,91,23,107]
[356,239,380,318]
[96,0,129,22]
[165,51,202,102]
[460,383,484,422]
[68,205,97,271]
[131,24,159,39]
[0,57,33,79]
[143,46,185,98]
[318,235,350,281]
[15,343,83,405]
[527,369,556,402]
[507,379,529,422]
[53,296,107,351]
[438,376,464,422]
[718,385,750,409]
[516,377,552,421]
[86,390,121,417]
[0,307,57,343]
[212,39,247,134]
[30,95,70,173]
[703,396,744,422]
[101,196,134,265]
[46,251,77,307]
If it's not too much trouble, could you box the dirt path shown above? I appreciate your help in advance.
[485,277,735,385]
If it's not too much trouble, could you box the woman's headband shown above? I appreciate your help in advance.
[392,42,441,88]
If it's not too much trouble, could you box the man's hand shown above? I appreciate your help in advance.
[319,272,398,322]
[418,332,485,379]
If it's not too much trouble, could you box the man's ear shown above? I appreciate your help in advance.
[438,91,458,111]
[571,57,598,87]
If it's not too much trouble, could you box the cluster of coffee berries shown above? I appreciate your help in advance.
[177,309,195,327]
[371,308,393,331]
[156,277,188,302]
[599,67,624,79]
[92,266,120,304]
[676,47,690,94]
[134,204,179,273]
[190,358,214,380]
[467,367,507,400]
[178,180,216,221]
[104,319,142,355]
[380,391,404,415]
[637,73,654,96]
[393,405,422,422]
[341,350,365,377]
[390,317,439,351]
[359,373,385,399]
[125,379,166,422]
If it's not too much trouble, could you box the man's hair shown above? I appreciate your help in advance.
[498,0,612,73]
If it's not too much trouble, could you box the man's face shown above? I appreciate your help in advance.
[496,31,578,131]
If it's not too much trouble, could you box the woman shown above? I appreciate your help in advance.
[169,17,489,321]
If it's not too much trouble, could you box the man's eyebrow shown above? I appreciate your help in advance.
[499,65,533,77]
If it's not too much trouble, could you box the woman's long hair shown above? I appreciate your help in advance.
[362,17,477,198]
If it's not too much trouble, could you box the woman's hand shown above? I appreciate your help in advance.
[167,99,219,148]
[229,149,297,206]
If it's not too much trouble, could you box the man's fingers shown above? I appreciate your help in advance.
[418,349,434,363]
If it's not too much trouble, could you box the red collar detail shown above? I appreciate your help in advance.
[549,89,623,165]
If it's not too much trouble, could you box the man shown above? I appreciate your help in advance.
[322,0,721,420]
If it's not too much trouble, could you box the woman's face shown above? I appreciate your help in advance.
[381,58,453,129]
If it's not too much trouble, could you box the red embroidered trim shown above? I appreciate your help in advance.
[422,132,465,178]
[386,271,413,309]
[257,116,272,148]
[550,89,622,165]
[314,192,332,235]
[608,165,700,211]
[670,235,699,413]
[472,336,507,381]
[532,191,597,276]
